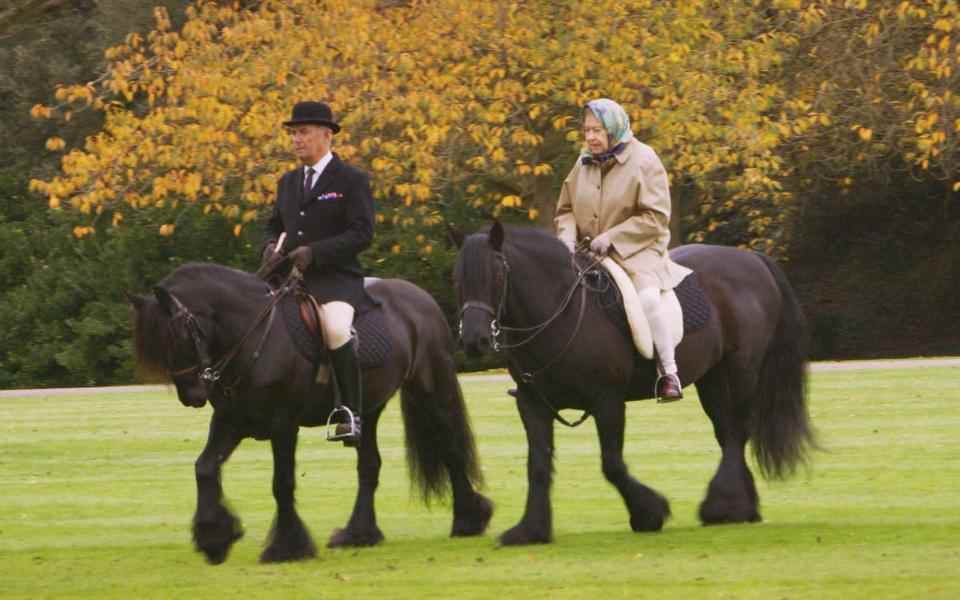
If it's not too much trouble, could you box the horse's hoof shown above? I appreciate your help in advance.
[630,512,667,532]
[327,526,385,548]
[498,523,551,546]
[629,489,671,532]
[201,546,230,565]
[198,528,242,565]
[699,502,762,526]
[451,494,494,537]
[259,542,317,563]
[193,513,244,565]
[698,485,761,525]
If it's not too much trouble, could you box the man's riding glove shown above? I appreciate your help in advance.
[288,246,313,271]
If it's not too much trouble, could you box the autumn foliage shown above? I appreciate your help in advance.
[30,0,959,255]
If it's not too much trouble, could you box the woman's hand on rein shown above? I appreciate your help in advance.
[589,233,612,255]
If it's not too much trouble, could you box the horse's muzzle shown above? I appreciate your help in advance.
[462,333,493,357]
[175,383,209,408]
[179,395,208,408]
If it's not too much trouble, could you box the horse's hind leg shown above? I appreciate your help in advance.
[438,369,493,538]
[449,463,494,538]
[500,384,555,545]
[260,421,317,562]
[695,363,761,525]
[328,405,386,548]
[192,414,245,565]
[592,396,671,532]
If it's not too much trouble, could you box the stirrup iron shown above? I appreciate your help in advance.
[325,405,360,442]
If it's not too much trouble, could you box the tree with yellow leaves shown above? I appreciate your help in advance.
[773,0,959,220]
[30,0,959,257]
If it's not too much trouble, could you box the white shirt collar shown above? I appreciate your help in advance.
[305,151,333,178]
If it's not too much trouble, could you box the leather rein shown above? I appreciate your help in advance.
[458,250,605,427]
[167,269,301,396]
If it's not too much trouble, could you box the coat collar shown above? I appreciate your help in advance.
[302,154,343,203]
[613,138,634,165]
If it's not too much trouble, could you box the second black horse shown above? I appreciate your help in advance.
[453,222,814,545]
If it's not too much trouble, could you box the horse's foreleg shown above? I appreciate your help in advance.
[192,414,244,565]
[592,396,671,532]
[260,422,317,563]
[500,386,555,545]
[327,408,385,548]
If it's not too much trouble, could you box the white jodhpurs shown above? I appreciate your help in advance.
[319,301,355,350]
[637,287,676,376]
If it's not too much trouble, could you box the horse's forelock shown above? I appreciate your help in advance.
[455,233,492,294]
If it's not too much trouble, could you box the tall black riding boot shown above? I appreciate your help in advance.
[329,341,362,447]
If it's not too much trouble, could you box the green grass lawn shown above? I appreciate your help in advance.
[2,366,958,599]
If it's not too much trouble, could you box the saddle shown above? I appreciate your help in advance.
[279,283,392,374]
[587,259,711,358]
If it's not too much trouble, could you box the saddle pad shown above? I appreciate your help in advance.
[279,296,391,368]
[595,267,711,354]
[674,272,711,332]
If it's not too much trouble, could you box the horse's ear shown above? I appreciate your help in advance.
[152,286,174,315]
[446,223,465,249]
[489,219,504,252]
[126,291,149,309]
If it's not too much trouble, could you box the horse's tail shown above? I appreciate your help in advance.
[751,253,816,480]
[400,345,483,504]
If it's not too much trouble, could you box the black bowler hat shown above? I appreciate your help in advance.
[283,101,341,133]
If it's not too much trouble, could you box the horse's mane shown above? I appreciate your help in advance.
[158,262,255,292]
[132,262,259,381]
[462,224,572,274]
[132,292,173,382]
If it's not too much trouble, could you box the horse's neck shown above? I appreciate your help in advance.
[503,249,575,326]
[205,277,268,347]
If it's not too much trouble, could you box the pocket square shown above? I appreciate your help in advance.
[317,192,343,201]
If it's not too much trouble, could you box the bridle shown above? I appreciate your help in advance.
[457,251,510,351]
[165,272,299,396]
[457,247,605,426]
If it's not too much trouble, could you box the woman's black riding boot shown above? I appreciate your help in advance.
[330,341,362,447]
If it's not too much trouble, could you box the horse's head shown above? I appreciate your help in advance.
[129,267,225,408]
[452,221,508,357]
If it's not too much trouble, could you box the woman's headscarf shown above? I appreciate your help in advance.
[581,98,634,165]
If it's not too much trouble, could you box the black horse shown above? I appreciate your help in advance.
[452,222,814,545]
[130,263,492,564]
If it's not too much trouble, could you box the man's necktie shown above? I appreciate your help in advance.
[304,167,315,196]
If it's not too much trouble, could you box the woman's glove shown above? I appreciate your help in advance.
[589,232,612,255]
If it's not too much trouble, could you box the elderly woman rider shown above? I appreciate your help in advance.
[554,98,689,401]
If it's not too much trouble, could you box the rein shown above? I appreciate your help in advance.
[168,269,301,396]
[459,249,605,427]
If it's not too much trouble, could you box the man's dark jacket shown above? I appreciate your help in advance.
[264,153,375,309]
